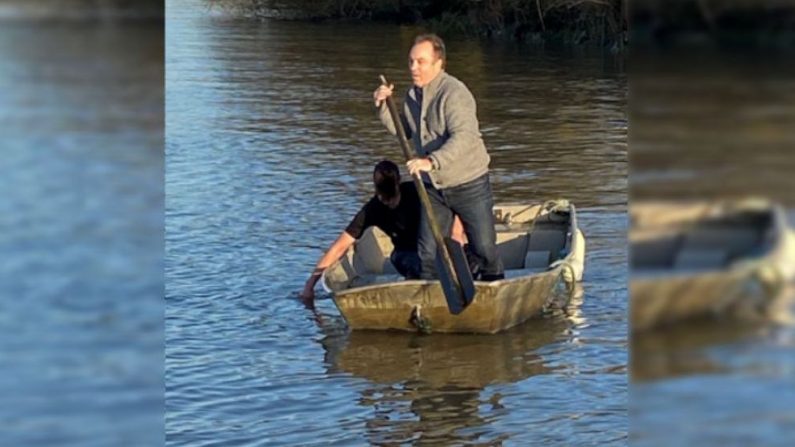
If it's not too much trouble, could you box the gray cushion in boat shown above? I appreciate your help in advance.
[352,227,396,275]
[527,229,565,252]
[683,228,759,255]
[673,249,727,270]
[323,253,357,292]
[496,231,530,270]
[524,250,551,269]
[631,235,679,268]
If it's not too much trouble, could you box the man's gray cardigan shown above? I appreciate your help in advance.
[378,71,490,190]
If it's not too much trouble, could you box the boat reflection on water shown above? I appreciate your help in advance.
[311,285,585,445]
[631,319,769,382]
[320,284,585,387]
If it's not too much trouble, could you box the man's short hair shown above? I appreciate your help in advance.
[414,33,446,69]
[373,160,400,200]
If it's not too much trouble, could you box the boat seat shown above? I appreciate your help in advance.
[673,249,727,270]
[524,250,551,269]
[352,227,397,275]
[496,231,529,270]
[631,235,680,268]
[526,229,565,253]
[682,228,759,257]
[322,252,357,292]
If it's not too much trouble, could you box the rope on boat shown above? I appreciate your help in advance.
[740,262,786,316]
[496,199,570,227]
[550,260,577,294]
[535,199,576,302]
[541,260,577,313]
[720,259,787,319]
[410,305,432,334]
[753,263,785,299]
[522,199,572,248]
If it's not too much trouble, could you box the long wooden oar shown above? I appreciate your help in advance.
[379,75,476,314]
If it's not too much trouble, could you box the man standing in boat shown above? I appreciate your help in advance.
[300,160,423,300]
[373,33,504,281]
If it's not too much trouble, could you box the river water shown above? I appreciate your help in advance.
[166,0,627,445]
[0,16,163,447]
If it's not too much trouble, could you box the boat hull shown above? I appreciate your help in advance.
[630,199,795,332]
[333,269,562,333]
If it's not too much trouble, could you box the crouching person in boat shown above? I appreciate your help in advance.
[300,160,424,300]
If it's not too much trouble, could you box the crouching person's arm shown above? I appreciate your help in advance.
[300,232,356,300]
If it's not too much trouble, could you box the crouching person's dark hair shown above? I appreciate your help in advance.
[373,160,400,200]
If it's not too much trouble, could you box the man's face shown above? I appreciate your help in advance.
[408,41,443,88]
[377,190,401,210]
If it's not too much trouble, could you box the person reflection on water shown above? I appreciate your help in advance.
[300,160,467,301]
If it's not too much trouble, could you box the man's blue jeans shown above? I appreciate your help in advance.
[418,174,504,281]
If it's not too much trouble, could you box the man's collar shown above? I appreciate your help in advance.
[422,70,446,100]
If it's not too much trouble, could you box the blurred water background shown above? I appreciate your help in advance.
[165,0,627,444]
[7,0,794,444]
[629,13,795,446]
[0,0,163,445]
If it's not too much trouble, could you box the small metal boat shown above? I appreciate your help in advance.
[322,200,586,334]
[631,198,795,332]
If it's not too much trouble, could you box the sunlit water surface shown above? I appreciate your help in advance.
[0,16,163,447]
[166,1,627,444]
